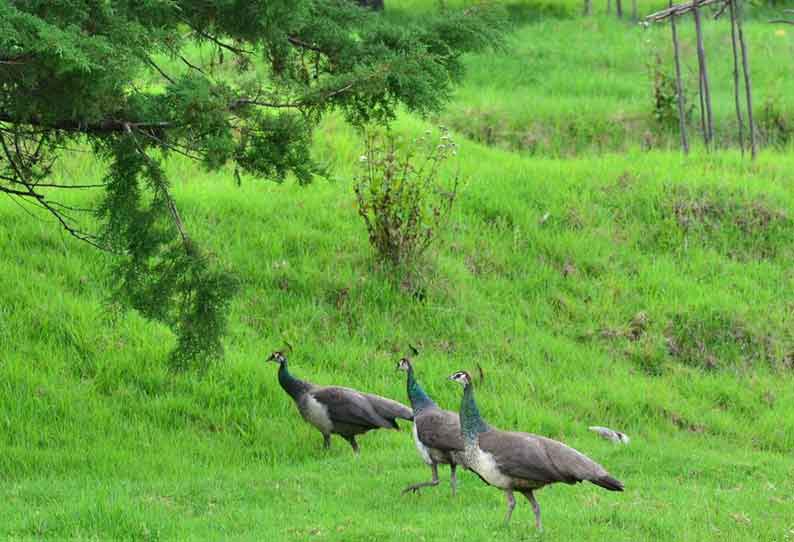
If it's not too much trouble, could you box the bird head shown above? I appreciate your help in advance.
[267,342,293,365]
[448,370,472,386]
[266,351,288,365]
[396,357,413,372]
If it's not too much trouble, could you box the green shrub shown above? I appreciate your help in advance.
[354,128,459,268]
[648,52,692,129]
[759,93,793,147]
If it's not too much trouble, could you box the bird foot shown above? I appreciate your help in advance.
[401,481,438,495]
[401,484,426,495]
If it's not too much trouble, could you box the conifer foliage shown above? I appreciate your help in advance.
[0,1,503,366]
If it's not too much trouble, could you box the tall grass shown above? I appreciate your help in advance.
[440,7,794,155]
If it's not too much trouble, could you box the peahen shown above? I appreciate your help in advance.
[267,349,413,454]
[397,357,464,495]
[448,370,624,531]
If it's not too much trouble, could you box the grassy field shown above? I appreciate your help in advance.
[435,3,794,154]
[2,1,794,540]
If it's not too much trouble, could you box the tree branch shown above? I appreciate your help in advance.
[181,21,254,55]
[645,0,726,22]
[178,54,207,76]
[123,123,192,249]
[30,182,108,189]
[144,56,176,85]
[0,185,44,198]
[287,36,324,53]
[1,129,112,251]
[0,114,173,134]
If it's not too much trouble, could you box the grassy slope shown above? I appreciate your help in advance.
[2,3,794,541]
[437,4,794,154]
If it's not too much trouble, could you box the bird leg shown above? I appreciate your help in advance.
[322,434,331,450]
[503,489,516,525]
[522,490,543,532]
[344,436,360,455]
[450,463,458,497]
[401,462,440,495]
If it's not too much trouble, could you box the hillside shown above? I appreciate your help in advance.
[2,2,794,540]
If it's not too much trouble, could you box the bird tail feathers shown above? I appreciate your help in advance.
[592,475,624,492]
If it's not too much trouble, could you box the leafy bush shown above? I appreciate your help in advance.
[648,52,692,128]
[354,128,459,268]
[759,94,793,147]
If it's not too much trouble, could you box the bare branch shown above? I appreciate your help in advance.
[729,0,745,155]
[31,182,108,189]
[178,54,207,76]
[144,56,176,85]
[670,0,689,154]
[0,185,44,198]
[736,0,757,159]
[712,2,729,19]
[287,36,324,54]
[646,0,726,22]
[47,200,98,213]
[182,21,254,56]
[229,82,355,111]
[136,129,204,161]
[0,113,173,134]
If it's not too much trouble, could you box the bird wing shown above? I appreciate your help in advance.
[415,408,464,452]
[311,387,393,429]
[478,431,562,484]
[361,392,414,422]
[535,434,610,481]
[479,431,608,485]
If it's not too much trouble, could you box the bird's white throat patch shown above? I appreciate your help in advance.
[300,393,333,434]
[465,444,512,489]
[412,424,433,465]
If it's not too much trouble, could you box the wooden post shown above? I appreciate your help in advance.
[735,0,757,158]
[607,0,612,15]
[693,4,714,148]
[632,0,638,20]
[670,5,689,154]
[584,0,592,15]
[698,68,708,148]
[728,0,745,154]
[616,0,623,18]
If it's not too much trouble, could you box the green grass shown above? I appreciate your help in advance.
[3,2,794,540]
[439,6,794,155]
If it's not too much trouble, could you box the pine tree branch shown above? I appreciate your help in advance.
[28,182,108,189]
[0,177,111,251]
[178,54,207,76]
[180,20,254,56]
[0,185,44,198]
[287,36,324,53]
[144,56,176,85]
[0,114,173,133]
[228,82,355,110]
[123,123,192,249]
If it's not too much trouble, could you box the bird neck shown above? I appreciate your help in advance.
[460,382,489,441]
[406,366,436,412]
[277,361,310,400]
